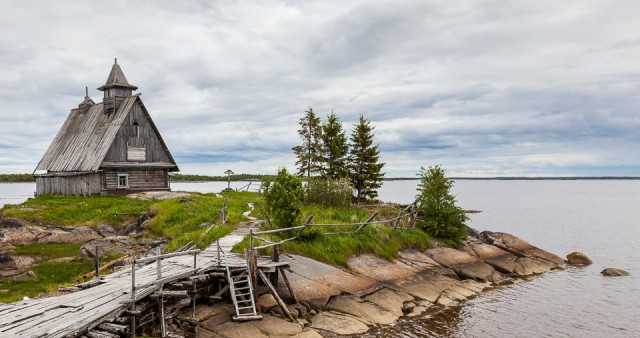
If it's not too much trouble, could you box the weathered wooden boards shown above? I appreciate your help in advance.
[0,243,289,337]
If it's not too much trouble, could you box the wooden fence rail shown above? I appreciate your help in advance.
[248,200,420,260]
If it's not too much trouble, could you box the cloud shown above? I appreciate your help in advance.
[1,0,639,176]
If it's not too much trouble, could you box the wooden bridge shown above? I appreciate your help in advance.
[0,234,290,337]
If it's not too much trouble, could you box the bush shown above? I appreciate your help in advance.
[305,177,352,207]
[415,165,468,247]
[263,168,305,228]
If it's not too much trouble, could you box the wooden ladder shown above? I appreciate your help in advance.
[226,263,262,321]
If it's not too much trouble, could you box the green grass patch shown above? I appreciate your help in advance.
[1,194,154,227]
[147,191,262,251]
[234,203,433,269]
[0,259,95,303]
[11,242,84,260]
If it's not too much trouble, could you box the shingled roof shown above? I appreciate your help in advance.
[35,96,178,173]
[97,58,138,91]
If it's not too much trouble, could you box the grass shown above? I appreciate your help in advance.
[0,242,126,303]
[0,260,95,303]
[12,242,85,260]
[0,191,265,302]
[1,194,154,227]
[234,203,433,268]
[146,191,262,251]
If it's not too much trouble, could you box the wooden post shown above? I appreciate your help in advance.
[130,259,136,337]
[257,269,294,321]
[159,294,166,337]
[156,246,162,280]
[356,212,378,233]
[222,198,227,224]
[217,239,221,266]
[270,245,280,285]
[193,251,197,269]
[249,230,253,251]
[278,266,299,304]
[94,246,100,279]
[192,280,197,319]
[248,249,259,312]
[393,210,403,229]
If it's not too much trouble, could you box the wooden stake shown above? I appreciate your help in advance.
[257,269,293,322]
[278,266,298,304]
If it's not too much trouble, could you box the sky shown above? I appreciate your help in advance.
[1,0,639,177]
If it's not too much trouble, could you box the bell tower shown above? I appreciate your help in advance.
[97,58,138,114]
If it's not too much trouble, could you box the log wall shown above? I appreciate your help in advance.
[103,169,168,190]
[35,173,102,196]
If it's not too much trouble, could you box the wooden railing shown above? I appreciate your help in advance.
[248,200,419,254]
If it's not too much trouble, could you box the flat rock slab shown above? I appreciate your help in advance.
[326,294,397,325]
[468,242,519,274]
[349,254,426,281]
[280,254,377,308]
[363,288,414,317]
[311,311,370,335]
[493,232,565,266]
[425,247,497,282]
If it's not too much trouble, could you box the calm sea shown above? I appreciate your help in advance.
[1,180,639,337]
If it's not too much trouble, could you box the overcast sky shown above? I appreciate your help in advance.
[1,0,639,177]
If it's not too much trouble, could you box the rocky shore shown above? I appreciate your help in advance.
[1,213,566,337]
[191,229,565,337]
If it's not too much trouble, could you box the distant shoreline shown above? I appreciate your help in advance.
[386,176,640,181]
[2,175,640,184]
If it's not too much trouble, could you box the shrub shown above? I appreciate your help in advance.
[305,177,352,207]
[415,165,468,247]
[263,168,305,228]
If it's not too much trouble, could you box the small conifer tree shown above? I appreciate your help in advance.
[348,115,385,202]
[321,112,349,179]
[415,165,468,247]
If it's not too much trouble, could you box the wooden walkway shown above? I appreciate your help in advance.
[0,237,286,337]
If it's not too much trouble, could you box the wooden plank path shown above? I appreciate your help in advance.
[0,236,285,337]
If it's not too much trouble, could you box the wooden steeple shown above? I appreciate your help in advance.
[98,58,138,114]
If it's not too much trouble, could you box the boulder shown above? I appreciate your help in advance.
[96,224,116,237]
[425,246,498,282]
[601,268,629,276]
[78,237,136,258]
[566,252,592,266]
[37,226,102,243]
[482,232,565,268]
[13,270,36,281]
[0,253,19,277]
[0,241,15,254]
[467,242,519,274]
[11,255,37,270]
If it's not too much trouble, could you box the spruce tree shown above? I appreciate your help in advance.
[292,108,323,179]
[321,112,349,179]
[348,115,385,202]
[415,165,468,247]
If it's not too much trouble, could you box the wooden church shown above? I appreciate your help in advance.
[34,59,179,196]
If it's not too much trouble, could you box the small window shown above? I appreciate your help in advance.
[117,173,129,188]
[133,122,139,137]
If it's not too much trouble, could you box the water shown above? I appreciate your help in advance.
[377,179,640,337]
[2,180,639,336]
